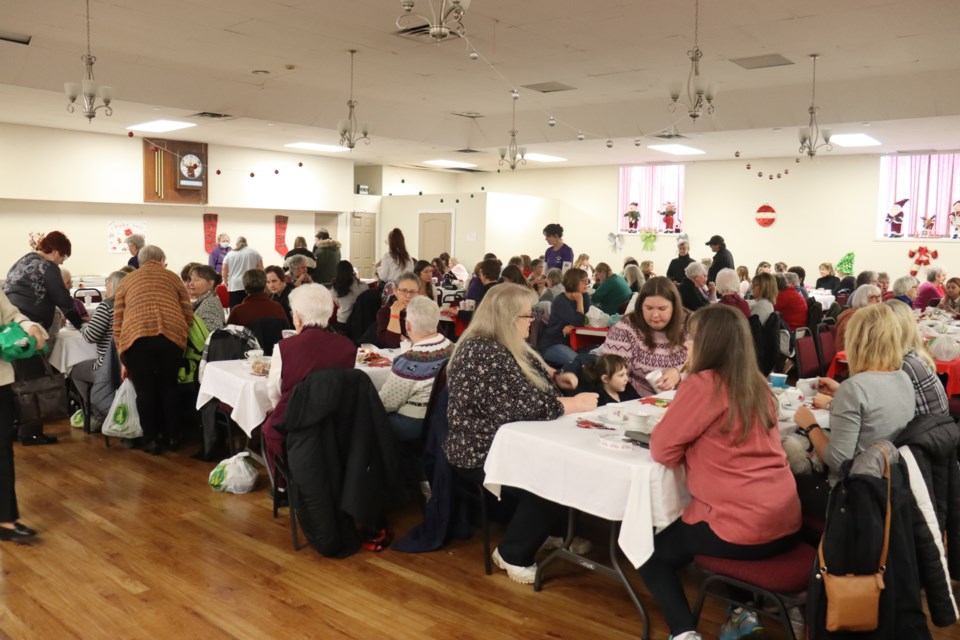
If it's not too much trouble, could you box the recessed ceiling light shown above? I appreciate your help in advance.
[126,120,196,133]
[648,144,705,156]
[423,159,478,169]
[829,133,881,147]
[284,142,351,153]
[524,153,567,163]
[251,69,271,75]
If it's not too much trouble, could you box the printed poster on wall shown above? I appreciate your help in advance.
[107,221,147,254]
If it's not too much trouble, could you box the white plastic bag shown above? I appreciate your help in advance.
[928,335,960,362]
[102,379,143,438]
[208,452,259,494]
[585,305,611,328]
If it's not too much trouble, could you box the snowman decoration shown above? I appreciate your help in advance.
[623,202,640,232]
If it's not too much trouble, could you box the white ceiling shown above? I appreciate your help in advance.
[2,0,960,171]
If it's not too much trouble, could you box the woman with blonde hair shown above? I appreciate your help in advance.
[747,272,778,324]
[640,260,656,280]
[623,264,644,294]
[815,262,841,293]
[572,254,594,281]
[884,299,948,415]
[446,284,598,583]
[736,266,751,297]
[794,303,914,484]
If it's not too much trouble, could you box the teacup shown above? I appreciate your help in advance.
[796,377,818,400]
[780,388,803,410]
[244,349,264,360]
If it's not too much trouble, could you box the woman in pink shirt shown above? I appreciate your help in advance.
[640,304,801,640]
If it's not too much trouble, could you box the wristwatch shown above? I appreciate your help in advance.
[798,423,820,437]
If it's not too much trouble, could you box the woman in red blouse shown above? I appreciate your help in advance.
[641,304,801,640]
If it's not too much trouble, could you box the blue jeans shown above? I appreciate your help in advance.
[387,412,424,442]
[541,343,578,367]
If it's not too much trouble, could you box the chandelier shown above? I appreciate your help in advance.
[667,0,715,123]
[396,0,467,41]
[64,0,113,123]
[337,50,370,150]
[798,54,832,158]
[499,93,526,171]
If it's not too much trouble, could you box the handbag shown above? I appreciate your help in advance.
[0,322,39,362]
[817,446,891,632]
[11,353,69,424]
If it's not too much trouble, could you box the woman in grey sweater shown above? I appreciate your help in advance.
[794,303,914,484]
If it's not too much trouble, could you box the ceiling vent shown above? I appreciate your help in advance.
[729,54,794,70]
[0,30,31,45]
[452,111,483,119]
[522,82,577,93]
[453,148,482,154]
[653,127,687,140]
[189,111,236,120]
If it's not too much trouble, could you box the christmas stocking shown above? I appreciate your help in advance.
[202,213,218,253]
[274,215,289,255]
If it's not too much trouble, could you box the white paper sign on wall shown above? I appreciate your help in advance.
[107,221,147,254]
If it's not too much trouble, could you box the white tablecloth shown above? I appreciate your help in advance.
[49,326,97,373]
[483,400,690,569]
[810,290,835,308]
[196,357,394,437]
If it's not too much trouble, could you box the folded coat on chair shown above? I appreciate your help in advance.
[279,368,402,558]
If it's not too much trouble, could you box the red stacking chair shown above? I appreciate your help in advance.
[793,327,820,380]
[215,283,229,308]
[816,323,837,377]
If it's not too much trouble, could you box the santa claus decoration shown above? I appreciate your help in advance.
[886,198,907,237]
[660,202,679,233]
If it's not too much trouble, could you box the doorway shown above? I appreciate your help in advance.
[418,211,453,262]
[349,212,377,277]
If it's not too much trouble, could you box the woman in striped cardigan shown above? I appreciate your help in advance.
[69,270,128,413]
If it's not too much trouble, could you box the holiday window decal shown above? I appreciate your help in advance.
[107,221,147,253]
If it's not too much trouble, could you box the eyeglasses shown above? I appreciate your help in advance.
[397,288,419,295]
[517,314,535,320]
[868,295,882,301]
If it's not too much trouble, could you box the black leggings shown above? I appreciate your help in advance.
[0,386,19,522]
[122,336,182,444]
[638,519,796,635]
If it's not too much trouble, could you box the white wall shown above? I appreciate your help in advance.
[379,193,487,269]
[485,192,559,261]
[381,166,460,197]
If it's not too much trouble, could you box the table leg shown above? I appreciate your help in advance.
[533,511,650,640]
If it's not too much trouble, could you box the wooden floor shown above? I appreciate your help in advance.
[3,421,959,640]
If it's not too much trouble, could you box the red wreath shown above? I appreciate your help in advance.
[907,246,938,276]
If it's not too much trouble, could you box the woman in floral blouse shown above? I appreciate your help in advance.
[445,284,598,584]
[601,276,689,397]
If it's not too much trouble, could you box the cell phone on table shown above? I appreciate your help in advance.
[624,430,651,448]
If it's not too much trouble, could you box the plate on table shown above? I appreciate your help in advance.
[594,410,629,426]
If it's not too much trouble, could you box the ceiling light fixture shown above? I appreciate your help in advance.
[285,142,351,153]
[64,0,113,123]
[337,50,370,150]
[396,0,467,41]
[798,54,832,158]
[829,133,881,147]
[524,153,567,163]
[648,143,706,156]
[423,159,477,168]
[668,0,715,123]
[499,92,526,171]
[127,120,196,133]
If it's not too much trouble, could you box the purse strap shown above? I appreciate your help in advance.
[818,444,893,576]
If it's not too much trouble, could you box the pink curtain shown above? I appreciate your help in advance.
[878,154,960,238]
[618,165,685,232]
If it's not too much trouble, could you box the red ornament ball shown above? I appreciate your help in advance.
[216,169,221,175]
[735,150,741,158]
[769,174,774,180]
[777,173,782,178]
[795,157,801,163]
[758,171,763,177]
[298,162,303,167]
[250,172,255,178]
[127,131,134,137]
[784,169,789,175]
[274,169,279,174]
[746,163,752,170]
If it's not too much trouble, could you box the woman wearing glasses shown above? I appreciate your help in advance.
[835,284,882,352]
[376,273,424,349]
[446,284,598,584]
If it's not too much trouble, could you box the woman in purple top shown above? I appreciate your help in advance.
[542,223,574,272]
[208,233,231,282]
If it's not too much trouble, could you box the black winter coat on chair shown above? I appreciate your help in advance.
[279,368,401,558]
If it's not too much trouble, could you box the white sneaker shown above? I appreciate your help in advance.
[541,535,593,555]
[491,548,537,584]
[670,632,702,640]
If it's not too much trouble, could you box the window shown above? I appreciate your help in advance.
[618,165,685,234]
[877,154,960,239]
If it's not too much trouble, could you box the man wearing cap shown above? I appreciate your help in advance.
[312,228,342,285]
[705,235,734,285]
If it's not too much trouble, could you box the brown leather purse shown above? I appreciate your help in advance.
[817,446,891,632]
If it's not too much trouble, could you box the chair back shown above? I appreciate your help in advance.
[835,291,851,307]
[817,323,837,377]
[826,301,843,322]
[749,314,777,376]
[247,317,288,356]
[215,284,230,308]
[794,327,820,379]
[73,287,103,304]
[347,288,383,345]
[928,297,942,309]
[526,302,551,349]
[805,300,823,335]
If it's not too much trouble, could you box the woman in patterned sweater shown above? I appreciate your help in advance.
[378,296,453,441]
[601,276,689,397]
[445,284,598,584]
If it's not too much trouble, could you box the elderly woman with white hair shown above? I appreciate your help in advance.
[914,266,947,310]
[263,284,358,482]
[378,296,454,441]
[892,275,919,306]
[714,268,749,317]
[677,261,715,312]
[835,283,882,351]
[125,234,145,269]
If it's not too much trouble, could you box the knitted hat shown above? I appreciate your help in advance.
[836,252,855,275]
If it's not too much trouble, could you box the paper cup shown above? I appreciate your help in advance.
[768,373,787,389]
[645,369,664,387]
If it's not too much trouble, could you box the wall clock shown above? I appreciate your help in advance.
[178,152,205,190]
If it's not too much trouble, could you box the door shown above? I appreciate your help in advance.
[349,212,377,278]
[418,211,452,262]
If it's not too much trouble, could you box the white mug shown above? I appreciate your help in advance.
[244,349,264,360]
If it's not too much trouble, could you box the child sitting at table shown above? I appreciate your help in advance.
[583,354,639,406]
